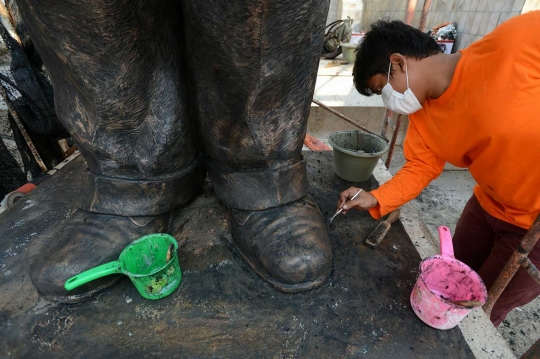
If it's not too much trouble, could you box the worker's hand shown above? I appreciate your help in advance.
[337,187,378,215]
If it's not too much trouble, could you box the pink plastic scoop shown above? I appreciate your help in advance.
[410,226,488,330]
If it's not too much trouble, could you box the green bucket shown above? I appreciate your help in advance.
[328,130,389,182]
[341,42,359,64]
[64,233,182,300]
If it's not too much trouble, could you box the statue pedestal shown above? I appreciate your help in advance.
[0,152,474,358]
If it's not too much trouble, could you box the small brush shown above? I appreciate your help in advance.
[329,188,363,223]
[365,209,401,248]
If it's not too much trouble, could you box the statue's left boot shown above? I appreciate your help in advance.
[230,197,331,293]
[182,0,333,292]
[208,159,332,293]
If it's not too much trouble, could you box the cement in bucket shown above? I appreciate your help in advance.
[328,130,389,182]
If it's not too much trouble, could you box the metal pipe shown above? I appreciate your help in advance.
[385,114,403,168]
[522,257,540,286]
[404,0,418,25]
[381,108,393,139]
[311,99,388,141]
[483,214,540,315]
[418,0,433,32]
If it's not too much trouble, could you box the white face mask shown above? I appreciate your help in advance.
[381,61,422,115]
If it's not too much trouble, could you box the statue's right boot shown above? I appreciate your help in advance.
[17,0,203,302]
[30,211,172,303]
[30,164,205,303]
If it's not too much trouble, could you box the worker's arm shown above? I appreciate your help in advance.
[338,120,445,218]
[369,120,445,218]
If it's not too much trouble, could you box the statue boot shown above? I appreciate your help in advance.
[19,0,205,302]
[183,0,333,292]
[29,163,205,303]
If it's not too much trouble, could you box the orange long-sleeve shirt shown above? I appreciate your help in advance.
[369,11,540,229]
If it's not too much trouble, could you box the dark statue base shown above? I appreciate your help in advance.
[0,152,473,358]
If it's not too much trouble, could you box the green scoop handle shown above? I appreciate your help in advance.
[64,260,123,291]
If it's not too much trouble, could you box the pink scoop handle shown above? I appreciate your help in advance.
[438,226,455,258]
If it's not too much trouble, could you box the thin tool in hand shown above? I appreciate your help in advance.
[329,188,363,223]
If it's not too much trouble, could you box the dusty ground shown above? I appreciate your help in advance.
[0,153,477,358]
[388,146,540,357]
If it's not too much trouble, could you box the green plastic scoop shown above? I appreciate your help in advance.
[64,233,182,300]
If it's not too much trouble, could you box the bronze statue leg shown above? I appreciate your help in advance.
[17,0,205,302]
[182,0,332,292]
[19,0,332,299]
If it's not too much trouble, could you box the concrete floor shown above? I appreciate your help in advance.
[307,138,540,357]
[309,58,539,356]
[388,146,540,358]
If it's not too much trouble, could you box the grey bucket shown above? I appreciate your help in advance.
[341,42,358,64]
[328,130,389,182]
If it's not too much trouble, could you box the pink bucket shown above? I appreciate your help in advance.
[410,226,488,330]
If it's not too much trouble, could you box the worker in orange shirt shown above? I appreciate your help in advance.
[337,11,540,326]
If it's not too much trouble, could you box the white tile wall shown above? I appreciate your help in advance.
[477,11,492,34]
[471,11,483,33]
[477,0,489,12]
[503,0,517,11]
[493,0,506,12]
[486,12,501,33]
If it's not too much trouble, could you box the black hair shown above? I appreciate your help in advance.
[353,19,443,96]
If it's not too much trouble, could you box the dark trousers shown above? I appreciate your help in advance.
[17,0,329,216]
[453,195,540,326]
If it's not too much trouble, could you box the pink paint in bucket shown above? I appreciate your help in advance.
[410,226,488,330]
